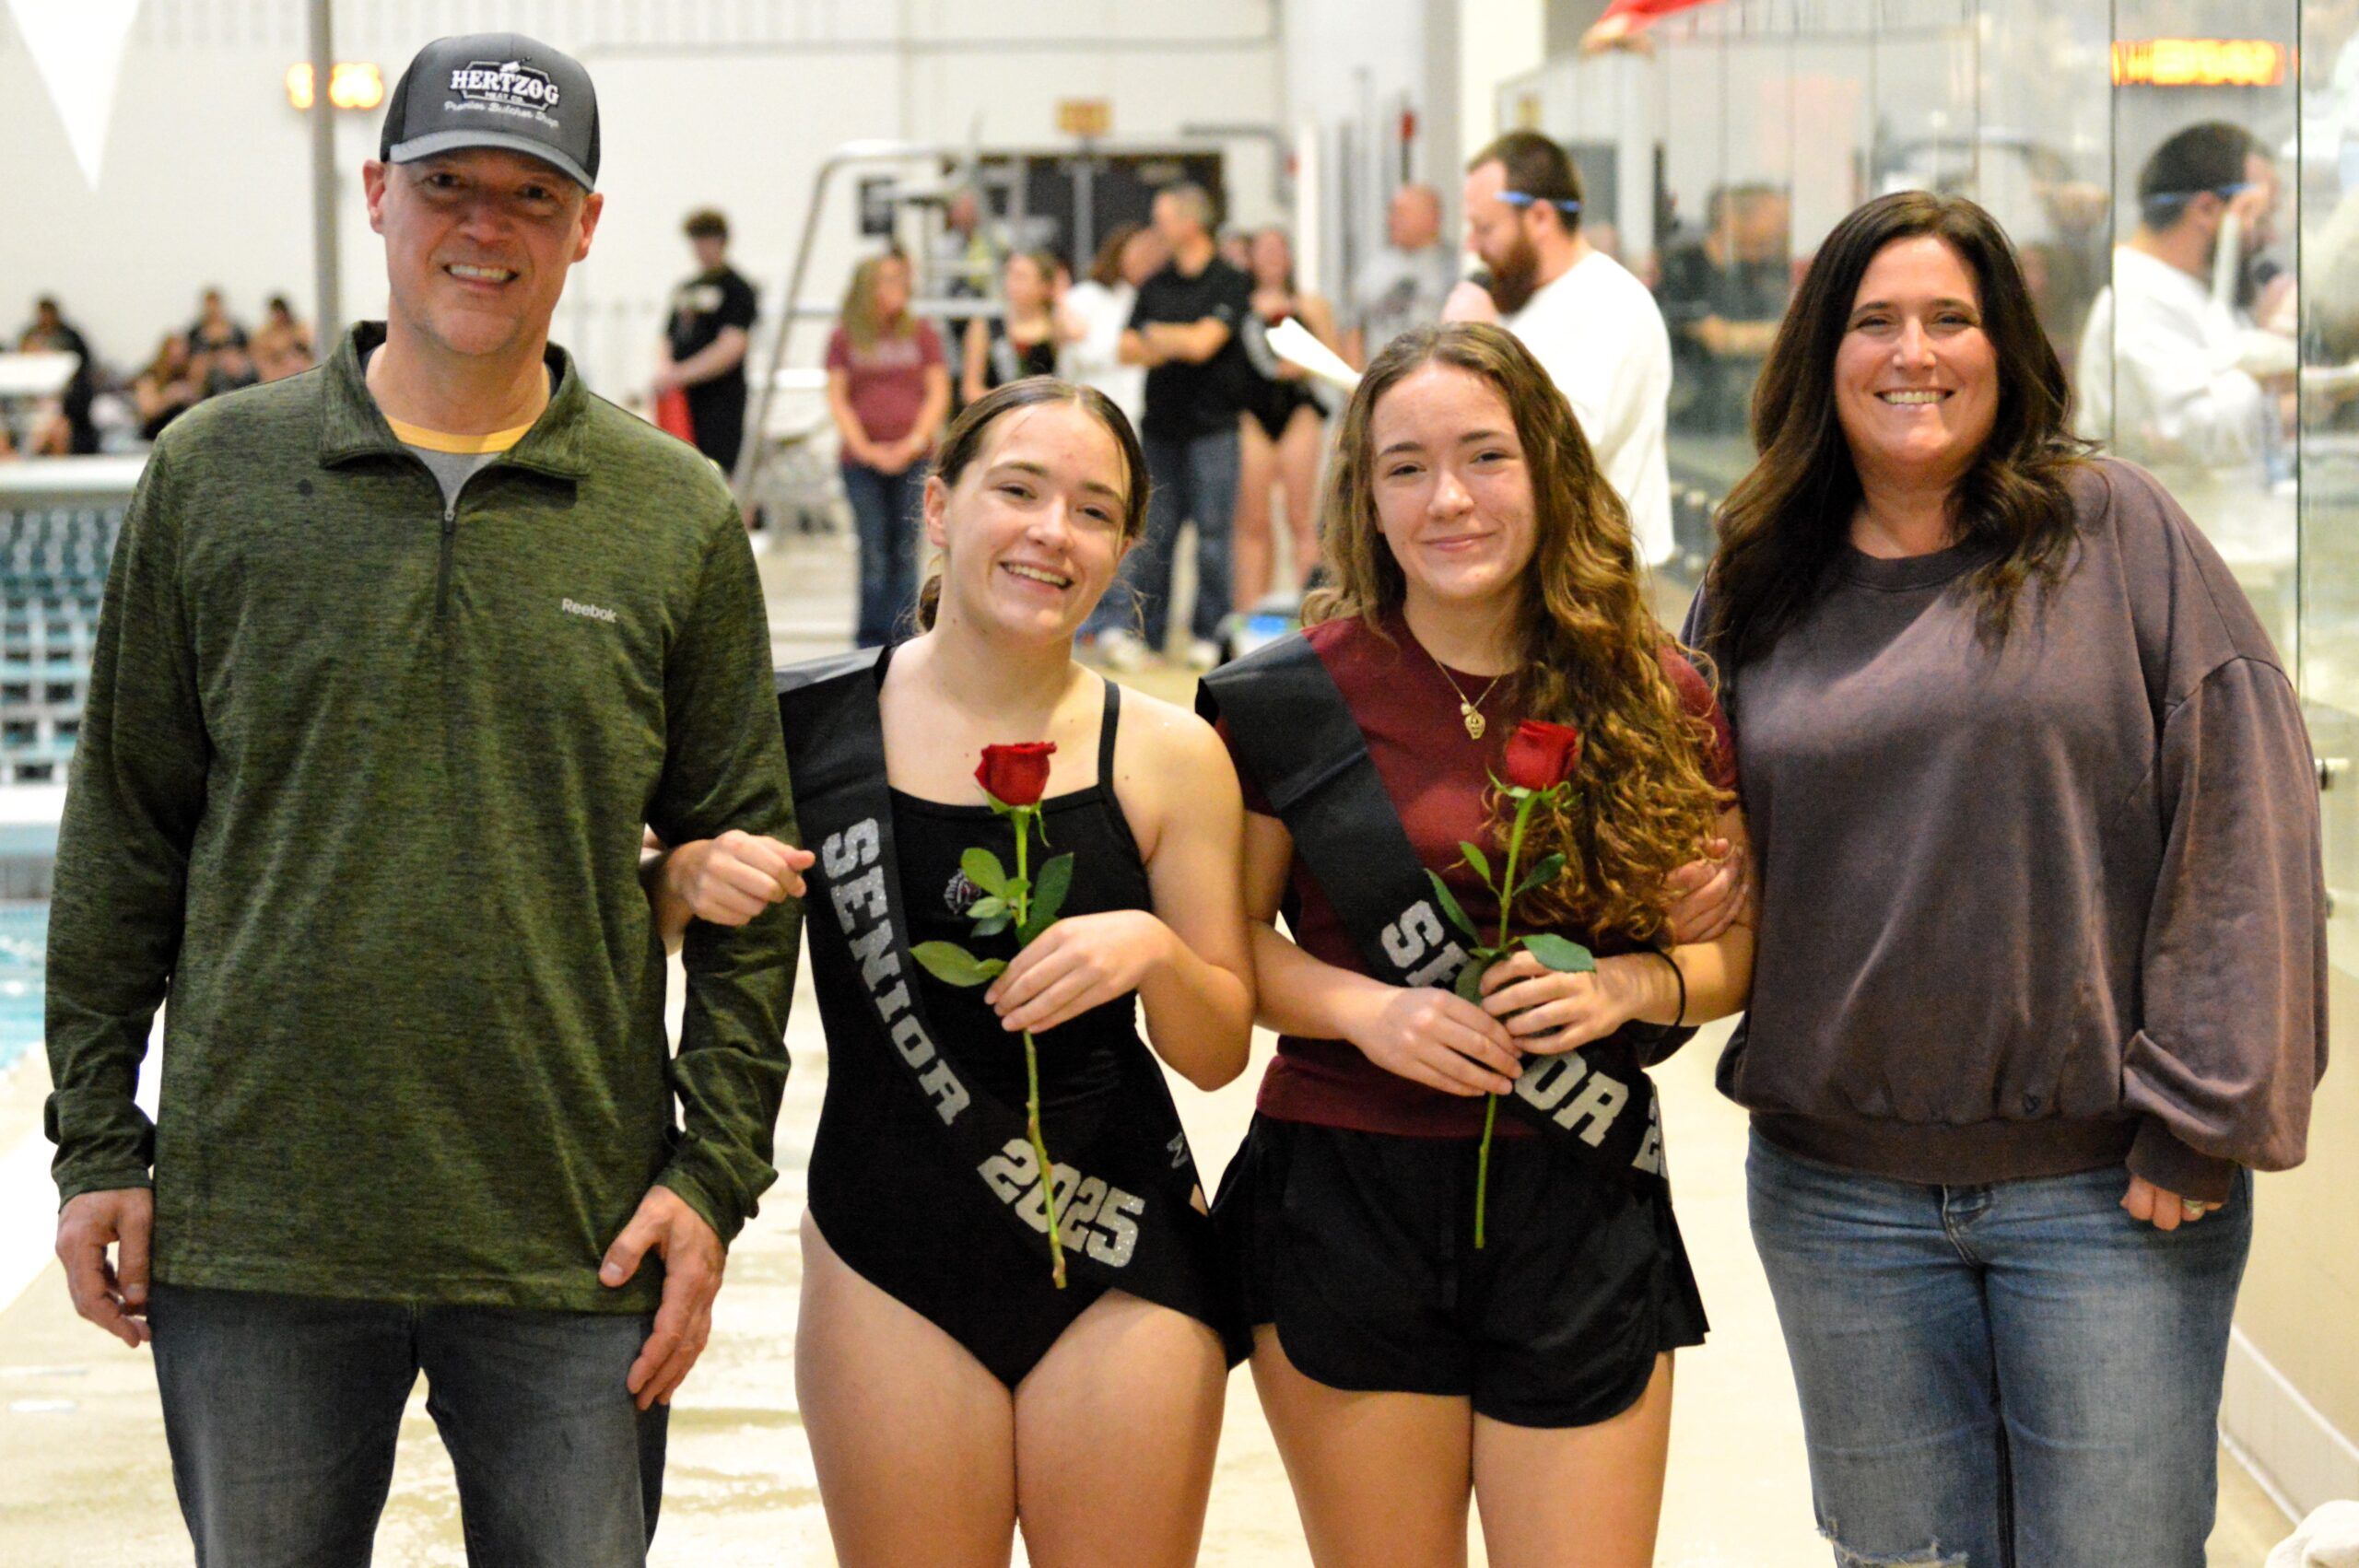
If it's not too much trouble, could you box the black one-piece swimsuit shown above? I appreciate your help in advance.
[803,661,1225,1387]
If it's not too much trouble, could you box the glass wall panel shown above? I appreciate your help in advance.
[1974,0,2117,392]
[2097,0,2299,646]
[2302,0,2359,710]
[1507,0,2355,1510]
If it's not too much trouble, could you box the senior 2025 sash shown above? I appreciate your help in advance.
[779,649,1238,1332]
[1200,633,1673,1190]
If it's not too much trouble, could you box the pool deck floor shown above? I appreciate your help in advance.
[0,532,2295,1564]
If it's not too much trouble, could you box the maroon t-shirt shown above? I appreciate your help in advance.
[1224,612,1736,1138]
[824,322,945,445]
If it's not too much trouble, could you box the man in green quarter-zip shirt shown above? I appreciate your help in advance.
[43,34,812,1566]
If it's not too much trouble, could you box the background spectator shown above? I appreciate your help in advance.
[251,295,315,381]
[655,208,758,476]
[1657,184,1791,437]
[825,250,950,647]
[962,250,1064,405]
[1059,222,1164,427]
[1346,183,1456,369]
[17,296,100,455]
[1104,181,1257,670]
[1235,226,1339,607]
[133,334,199,440]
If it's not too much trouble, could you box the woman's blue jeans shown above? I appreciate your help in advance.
[842,459,923,648]
[1747,1131,2252,1568]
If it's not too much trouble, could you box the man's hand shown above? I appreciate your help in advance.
[1441,279,1501,325]
[601,1187,726,1410]
[1664,831,1752,945]
[666,830,813,927]
[57,1188,153,1348]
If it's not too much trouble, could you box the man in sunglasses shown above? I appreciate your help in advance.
[1447,130,1675,570]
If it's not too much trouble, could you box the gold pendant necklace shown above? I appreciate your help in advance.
[1426,649,1509,741]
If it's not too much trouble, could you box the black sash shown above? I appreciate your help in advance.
[1201,633,1672,1189]
[779,649,1237,1318]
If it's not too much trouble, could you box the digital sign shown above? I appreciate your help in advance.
[2110,40,2286,88]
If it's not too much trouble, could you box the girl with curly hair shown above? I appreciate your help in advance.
[1203,322,1753,1567]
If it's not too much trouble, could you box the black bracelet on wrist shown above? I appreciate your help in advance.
[1645,946,1686,1028]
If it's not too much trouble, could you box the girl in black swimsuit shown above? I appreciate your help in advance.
[1236,227,1343,613]
[651,379,1253,1568]
[963,251,1067,406]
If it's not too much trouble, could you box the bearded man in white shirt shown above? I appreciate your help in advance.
[2077,119,2294,573]
[1444,130,1675,568]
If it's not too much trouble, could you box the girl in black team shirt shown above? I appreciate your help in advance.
[649,379,1253,1568]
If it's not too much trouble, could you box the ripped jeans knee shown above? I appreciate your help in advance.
[1821,1522,1972,1568]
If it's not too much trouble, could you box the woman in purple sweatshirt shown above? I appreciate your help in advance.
[1686,191,2326,1567]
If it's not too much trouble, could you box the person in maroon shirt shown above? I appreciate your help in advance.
[826,250,951,646]
[1216,322,1754,1567]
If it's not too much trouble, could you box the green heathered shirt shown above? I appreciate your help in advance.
[44,324,802,1312]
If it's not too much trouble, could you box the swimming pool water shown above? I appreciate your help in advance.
[0,903,44,1075]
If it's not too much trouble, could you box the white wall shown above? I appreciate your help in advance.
[1281,0,1438,297]
[1458,0,1546,172]
[4,0,1288,400]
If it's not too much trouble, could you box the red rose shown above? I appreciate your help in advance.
[1503,720,1580,790]
[976,742,1057,807]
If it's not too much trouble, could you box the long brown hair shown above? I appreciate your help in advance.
[1087,223,1144,287]
[839,249,914,353]
[1309,324,1726,941]
[1702,191,2091,669]
[913,377,1152,634]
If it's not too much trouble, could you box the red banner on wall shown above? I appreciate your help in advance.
[1583,0,1725,52]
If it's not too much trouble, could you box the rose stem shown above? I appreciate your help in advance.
[1015,803,1068,1288]
[1475,789,1543,1250]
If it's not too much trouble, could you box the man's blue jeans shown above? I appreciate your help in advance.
[1100,427,1238,650]
[149,1283,667,1568]
[1747,1133,2251,1568]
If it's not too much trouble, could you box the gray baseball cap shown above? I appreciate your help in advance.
[380,33,600,192]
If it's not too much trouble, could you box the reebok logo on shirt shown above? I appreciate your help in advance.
[561,598,617,624]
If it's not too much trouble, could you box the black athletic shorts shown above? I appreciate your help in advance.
[1216,1112,1708,1428]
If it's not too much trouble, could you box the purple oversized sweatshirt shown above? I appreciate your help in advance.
[1690,457,2326,1204]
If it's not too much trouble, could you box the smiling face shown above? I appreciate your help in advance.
[1833,234,1999,498]
[364,147,603,365]
[924,400,1137,642]
[1366,363,1537,618]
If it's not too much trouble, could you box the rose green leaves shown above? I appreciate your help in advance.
[1435,720,1592,1248]
[908,742,1074,1288]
